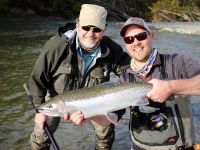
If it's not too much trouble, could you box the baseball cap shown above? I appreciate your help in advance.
[120,17,151,37]
[79,4,107,30]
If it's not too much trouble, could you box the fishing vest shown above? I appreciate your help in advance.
[129,54,194,150]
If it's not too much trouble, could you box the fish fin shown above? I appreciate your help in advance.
[105,113,118,125]
[133,96,149,106]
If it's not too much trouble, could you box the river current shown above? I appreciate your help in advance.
[0,18,200,150]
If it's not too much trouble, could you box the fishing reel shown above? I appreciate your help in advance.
[150,113,168,130]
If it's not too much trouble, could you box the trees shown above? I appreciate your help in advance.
[89,0,200,21]
[1,0,199,21]
[150,0,200,21]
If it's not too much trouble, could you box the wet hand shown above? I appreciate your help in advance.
[35,113,48,129]
[147,78,173,103]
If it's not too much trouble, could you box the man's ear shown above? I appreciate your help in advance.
[102,27,106,33]
[149,32,153,38]
[149,32,154,42]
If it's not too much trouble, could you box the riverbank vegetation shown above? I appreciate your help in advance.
[0,0,199,21]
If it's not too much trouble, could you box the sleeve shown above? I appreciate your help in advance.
[28,49,51,104]
[106,37,131,76]
[114,51,131,76]
[28,36,68,104]
[171,54,200,79]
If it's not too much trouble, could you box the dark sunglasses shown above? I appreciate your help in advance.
[81,26,102,33]
[124,32,148,44]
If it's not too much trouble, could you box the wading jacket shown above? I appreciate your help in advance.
[28,24,131,106]
[118,53,200,150]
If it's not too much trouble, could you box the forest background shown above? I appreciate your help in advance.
[0,0,200,21]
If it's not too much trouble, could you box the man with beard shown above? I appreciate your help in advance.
[28,4,130,150]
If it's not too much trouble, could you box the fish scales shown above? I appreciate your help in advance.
[52,82,151,101]
[38,82,152,124]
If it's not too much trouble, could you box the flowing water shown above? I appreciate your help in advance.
[0,18,200,150]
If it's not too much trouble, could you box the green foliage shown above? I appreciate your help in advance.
[52,0,81,18]
[151,0,196,11]
[0,0,199,20]
[150,0,199,21]
[126,0,157,20]
[3,0,81,18]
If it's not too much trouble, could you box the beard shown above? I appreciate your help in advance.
[79,38,100,50]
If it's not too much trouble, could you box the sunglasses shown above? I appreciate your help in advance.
[81,26,102,33]
[124,32,148,44]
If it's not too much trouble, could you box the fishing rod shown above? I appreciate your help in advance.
[23,83,60,150]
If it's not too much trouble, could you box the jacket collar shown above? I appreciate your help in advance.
[58,23,111,59]
[72,35,111,59]
[127,51,162,75]
[99,36,110,58]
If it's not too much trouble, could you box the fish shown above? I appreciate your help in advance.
[38,82,151,124]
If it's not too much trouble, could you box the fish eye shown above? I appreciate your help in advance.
[47,104,53,108]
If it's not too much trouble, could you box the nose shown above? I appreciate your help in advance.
[86,30,95,36]
[86,30,95,37]
[132,37,140,45]
[133,38,140,44]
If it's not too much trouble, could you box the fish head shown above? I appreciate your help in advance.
[38,101,67,117]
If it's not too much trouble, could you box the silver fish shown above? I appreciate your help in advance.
[38,82,151,124]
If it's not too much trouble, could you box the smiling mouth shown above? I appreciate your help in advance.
[135,47,143,53]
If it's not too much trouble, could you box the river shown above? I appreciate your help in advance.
[0,17,200,150]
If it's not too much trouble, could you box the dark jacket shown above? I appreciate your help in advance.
[28,25,131,104]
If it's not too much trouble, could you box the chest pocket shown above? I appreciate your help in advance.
[86,64,110,87]
[51,52,79,94]
[52,65,72,94]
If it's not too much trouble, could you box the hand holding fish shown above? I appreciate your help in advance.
[64,111,111,126]
[64,111,89,125]
[35,113,48,129]
[147,78,173,103]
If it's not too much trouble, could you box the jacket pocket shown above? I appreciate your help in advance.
[52,65,74,94]
[88,67,110,86]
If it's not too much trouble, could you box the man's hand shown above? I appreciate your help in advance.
[64,111,89,125]
[63,111,111,126]
[147,78,173,103]
[35,113,48,129]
